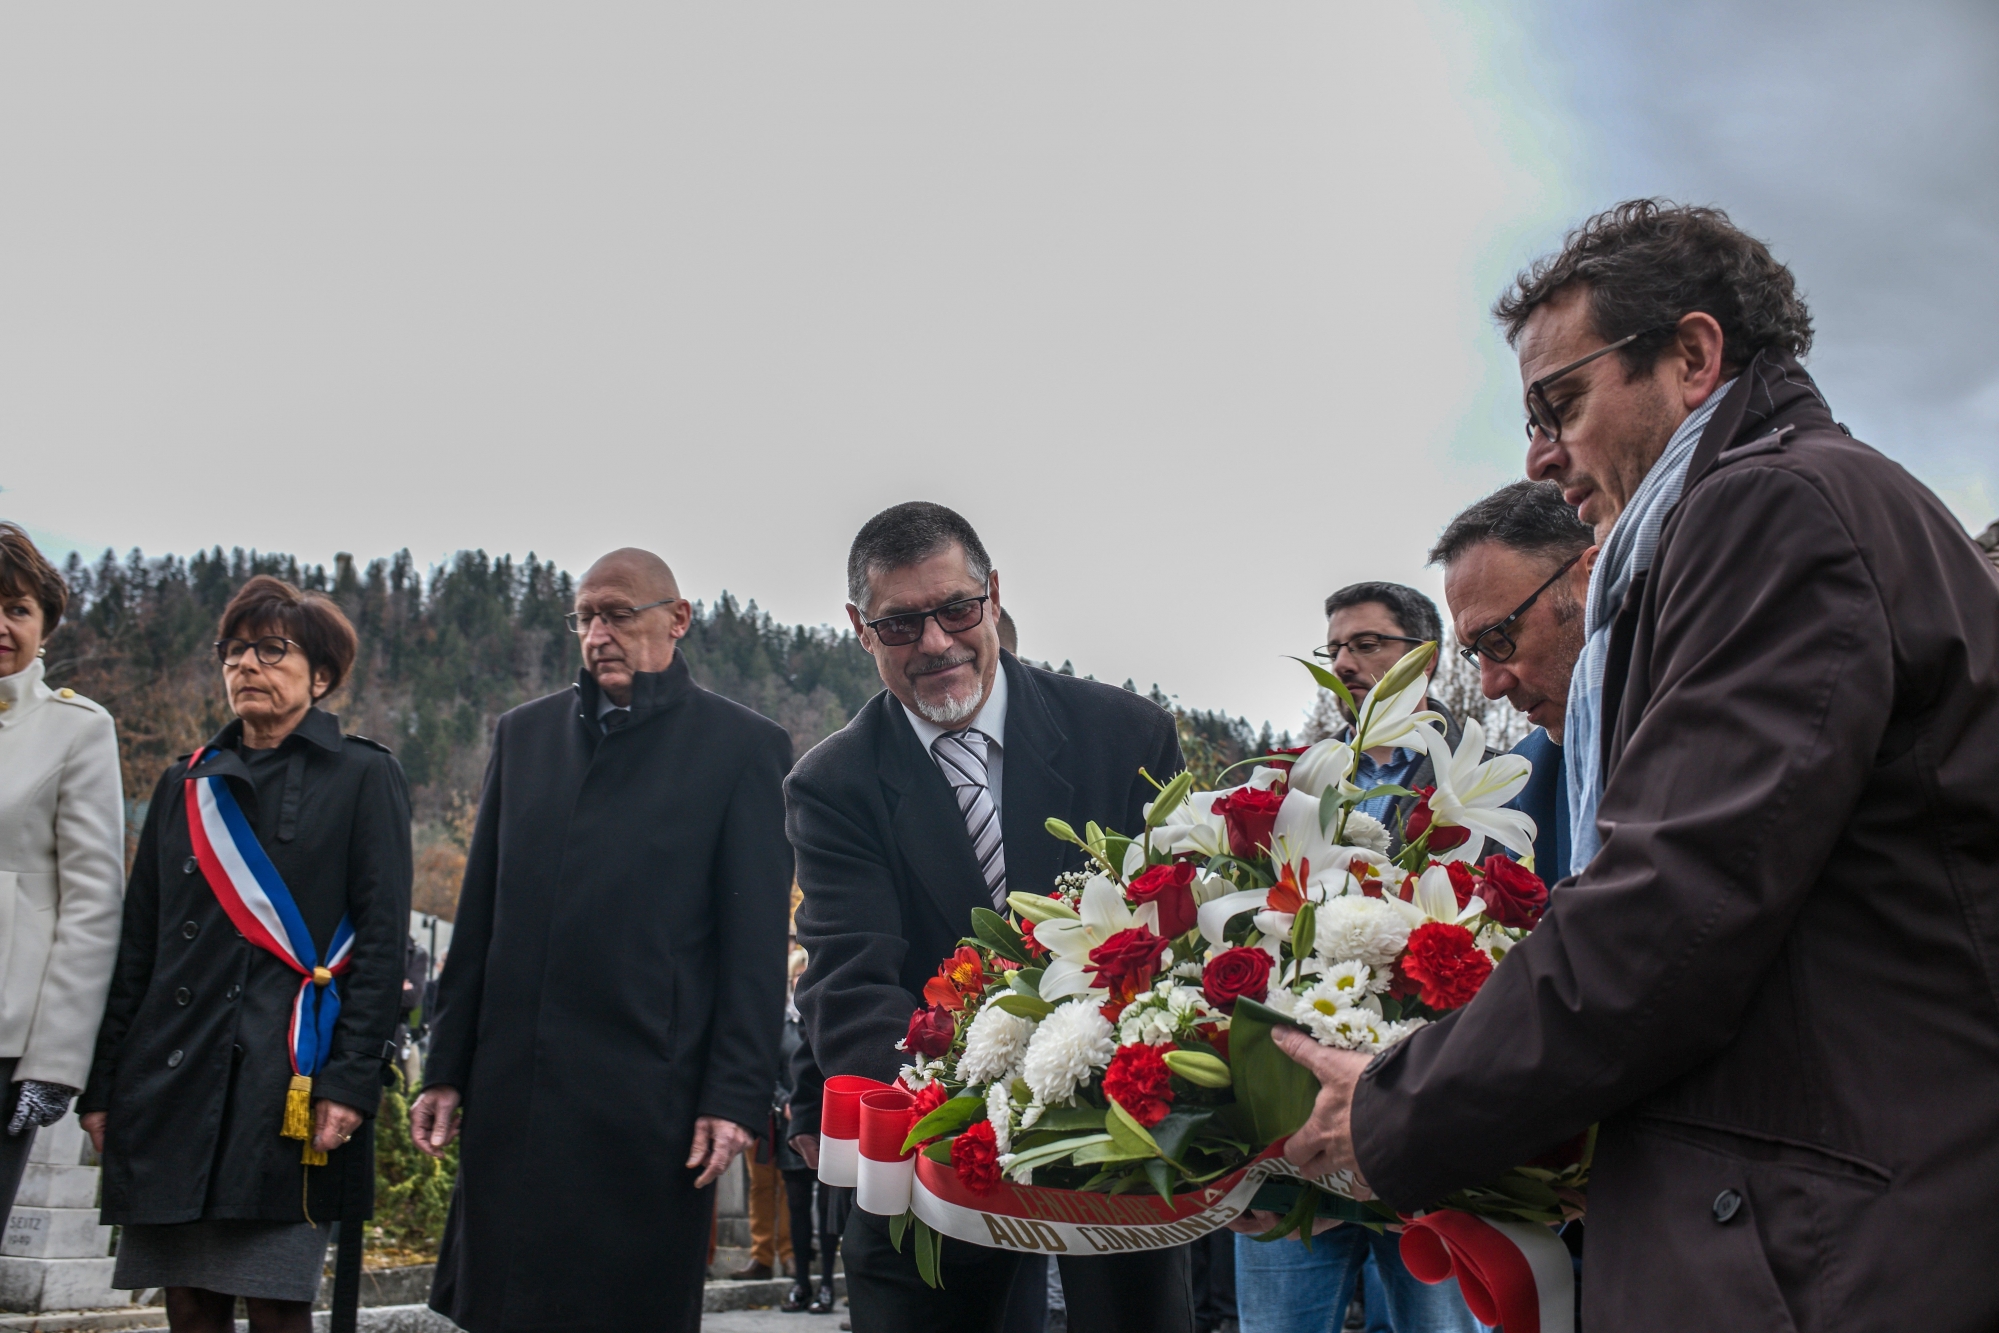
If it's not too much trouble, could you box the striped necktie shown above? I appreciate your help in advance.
[933,729,1006,909]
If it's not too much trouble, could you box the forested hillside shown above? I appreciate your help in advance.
[44,545,1276,917]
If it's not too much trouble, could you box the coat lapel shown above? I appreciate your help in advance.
[997,656,1076,903]
[877,697,994,933]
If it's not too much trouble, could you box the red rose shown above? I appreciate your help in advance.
[1212,784,1285,857]
[1087,927,1172,1004]
[1201,945,1272,1012]
[1399,921,1493,1010]
[906,1081,950,1142]
[1102,1042,1176,1128]
[1128,862,1200,939]
[1479,856,1549,930]
[903,1004,956,1059]
[924,945,988,1012]
[1403,787,1471,853]
[952,1119,1002,1195]
[1444,860,1481,910]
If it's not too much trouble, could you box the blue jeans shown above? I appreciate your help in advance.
[1234,1225,1487,1333]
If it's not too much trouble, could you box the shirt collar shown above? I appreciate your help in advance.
[0,657,48,727]
[901,657,1009,755]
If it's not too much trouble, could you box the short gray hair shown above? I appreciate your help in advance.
[846,501,993,615]
[1428,481,1593,569]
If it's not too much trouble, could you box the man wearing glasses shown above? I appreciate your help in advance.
[411,548,795,1333]
[1428,481,1596,881]
[1272,200,1999,1331]
[789,502,1191,1333]
[1314,582,1478,847]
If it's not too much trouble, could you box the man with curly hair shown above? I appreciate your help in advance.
[1279,200,1999,1332]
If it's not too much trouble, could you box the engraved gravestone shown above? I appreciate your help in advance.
[0,1111,132,1312]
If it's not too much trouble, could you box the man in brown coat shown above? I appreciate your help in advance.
[1277,200,1999,1331]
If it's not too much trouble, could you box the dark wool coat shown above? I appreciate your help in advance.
[790,652,1182,1088]
[1352,351,1999,1332]
[424,655,793,1333]
[81,708,412,1225]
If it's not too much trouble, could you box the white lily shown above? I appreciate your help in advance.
[1149,789,1229,859]
[1381,863,1485,929]
[1034,874,1160,1000]
[1285,738,1358,801]
[1418,718,1538,862]
[1353,671,1444,755]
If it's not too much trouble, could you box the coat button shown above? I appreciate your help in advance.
[175,988,192,1006]
[166,1050,184,1068]
[183,857,199,875]
[1712,1188,1743,1223]
[226,984,241,1001]
[182,921,199,940]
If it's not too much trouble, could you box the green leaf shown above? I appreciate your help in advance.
[1103,834,1135,876]
[1003,1133,1111,1174]
[1148,1108,1214,1164]
[1290,902,1316,973]
[1007,968,1044,999]
[970,908,1033,966]
[902,1093,986,1154]
[995,994,1053,1020]
[1073,1140,1154,1166]
[1288,656,1358,718]
[922,1140,954,1164]
[1030,1106,1108,1132]
[1253,1181,1324,1245]
[1008,892,1078,924]
[1162,1050,1232,1089]
[1228,997,1322,1144]
[1105,1098,1162,1159]
[1353,783,1419,805]
[1144,1158,1176,1205]
[913,1218,943,1289]
[888,1208,911,1253]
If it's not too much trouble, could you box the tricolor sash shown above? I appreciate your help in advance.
[185,747,356,1164]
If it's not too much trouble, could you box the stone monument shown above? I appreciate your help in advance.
[0,1111,134,1313]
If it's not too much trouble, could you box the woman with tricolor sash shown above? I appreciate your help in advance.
[79,576,411,1333]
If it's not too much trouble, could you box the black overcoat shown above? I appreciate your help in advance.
[81,708,412,1225]
[424,656,794,1333]
[789,652,1182,1086]
[1351,352,1999,1331]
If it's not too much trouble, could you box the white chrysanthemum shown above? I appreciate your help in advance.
[956,1000,1038,1086]
[898,1054,939,1091]
[1299,1000,1383,1050]
[1376,1016,1429,1048]
[1117,981,1218,1047]
[986,1080,1015,1155]
[1305,961,1373,1008]
[1020,999,1116,1106]
[1314,895,1412,972]
[1475,924,1517,966]
[1337,811,1392,855]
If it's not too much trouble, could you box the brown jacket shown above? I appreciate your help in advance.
[1352,351,1999,1332]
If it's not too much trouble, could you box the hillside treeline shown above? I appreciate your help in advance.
[45,545,1272,916]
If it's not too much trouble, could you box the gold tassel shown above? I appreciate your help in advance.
[301,1141,328,1167]
[282,1074,314,1142]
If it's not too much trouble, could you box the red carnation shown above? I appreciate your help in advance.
[1403,787,1471,853]
[1201,945,1272,1013]
[952,1119,1002,1195]
[1479,856,1549,930]
[907,1080,949,1131]
[1128,862,1200,938]
[1399,921,1493,1010]
[1444,860,1481,910]
[1103,1042,1177,1128]
[903,1004,956,1059]
[1212,785,1285,857]
[924,945,988,1012]
[1088,927,1172,1004]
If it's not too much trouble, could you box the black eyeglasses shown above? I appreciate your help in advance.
[863,595,989,647]
[1312,633,1424,663]
[565,598,680,634]
[216,636,298,667]
[1523,329,1668,443]
[1459,552,1583,666]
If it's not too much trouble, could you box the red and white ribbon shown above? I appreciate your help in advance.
[1401,1210,1574,1333]
[817,1074,889,1188]
[855,1088,918,1216]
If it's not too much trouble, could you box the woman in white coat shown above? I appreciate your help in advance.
[0,524,124,1215]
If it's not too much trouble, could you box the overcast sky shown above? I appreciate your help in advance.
[3,3,1992,732]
